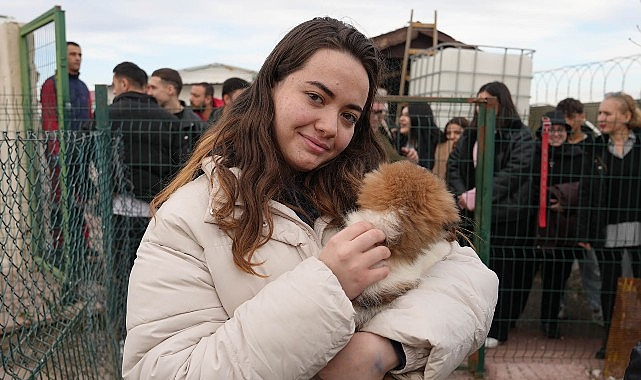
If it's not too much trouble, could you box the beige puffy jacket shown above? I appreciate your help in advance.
[122,159,498,379]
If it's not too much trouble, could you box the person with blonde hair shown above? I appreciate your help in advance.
[592,91,641,359]
[122,17,498,379]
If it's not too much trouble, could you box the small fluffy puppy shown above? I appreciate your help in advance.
[346,161,460,329]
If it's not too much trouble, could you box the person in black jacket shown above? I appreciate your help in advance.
[109,61,182,342]
[146,68,206,162]
[591,91,641,359]
[554,97,604,326]
[447,81,538,347]
[533,110,605,339]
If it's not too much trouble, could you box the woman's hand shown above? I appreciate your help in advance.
[577,242,592,250]
[316,332,399,380]
[549,198,563,212]
[400,147,419,164]
[319,221,391,300]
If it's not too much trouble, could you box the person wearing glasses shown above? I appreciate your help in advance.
[370,87,418,163]
[533,110,604,340]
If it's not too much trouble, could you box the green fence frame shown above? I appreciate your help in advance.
[381,95,496,377]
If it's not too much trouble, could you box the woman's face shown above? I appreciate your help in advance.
[272,48,368,172]
[598,98,631,136]
[476,90,500,115]
[399,106,410,134]
[445,123,464,144]
[548,124,568,147]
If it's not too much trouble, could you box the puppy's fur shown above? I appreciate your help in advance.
[346,161,460,329]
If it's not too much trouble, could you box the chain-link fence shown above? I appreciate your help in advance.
[2,86,641,378]
[1,93,119,379]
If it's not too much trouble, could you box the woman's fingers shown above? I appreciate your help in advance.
[319,221,391,299]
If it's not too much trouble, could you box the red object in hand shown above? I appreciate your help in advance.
[538,116,551,228]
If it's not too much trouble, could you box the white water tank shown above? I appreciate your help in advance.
[408,44,534,128]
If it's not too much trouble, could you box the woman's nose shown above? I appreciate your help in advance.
[316,114,338,137]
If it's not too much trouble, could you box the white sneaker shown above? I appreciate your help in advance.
[592,309,604,327]
[485,337,499,348]
[119,339,125,364]
[557,303,567,319]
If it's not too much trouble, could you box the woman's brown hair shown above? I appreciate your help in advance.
[152,17,385,275]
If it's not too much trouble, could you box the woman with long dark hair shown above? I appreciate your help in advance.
[448,81,537,347]
[122,18,498,379]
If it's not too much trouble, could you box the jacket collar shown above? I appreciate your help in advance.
[201,156,310,226]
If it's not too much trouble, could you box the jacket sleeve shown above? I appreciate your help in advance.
[446,132,472,195]
[492,128,535,205]
[123,183,356,380]
[360,242,498,380]
[40,78,60,156]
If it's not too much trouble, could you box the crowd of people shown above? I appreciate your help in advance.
[38,17,641,378]
[39,42,251,349]
[373,80,641,361]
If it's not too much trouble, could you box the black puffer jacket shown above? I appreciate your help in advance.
[447,118,536,224]
[109,91,181,202]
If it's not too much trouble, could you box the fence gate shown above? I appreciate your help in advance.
[1,6,119,380]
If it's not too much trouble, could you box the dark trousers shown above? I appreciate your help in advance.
[539,246,580,325]
[109,214,149,340]
[488,221,538,341]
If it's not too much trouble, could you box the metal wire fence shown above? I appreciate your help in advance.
[1,90,640,378]
[382,95,641,378]
[1,96,119,379]
[531,54,641,105]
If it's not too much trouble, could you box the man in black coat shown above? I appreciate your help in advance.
[108,61,182,342]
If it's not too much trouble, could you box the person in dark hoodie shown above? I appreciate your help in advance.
[448,81,538,348]
[109,61,181,343]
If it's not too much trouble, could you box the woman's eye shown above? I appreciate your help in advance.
[307,92,323,104]
[342,113,358,125]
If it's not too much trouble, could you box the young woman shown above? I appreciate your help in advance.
[592,91,641,359]
[432,116,468,179]
[122,17,498,379]
[397,102,445,169]
[447,81,538,348]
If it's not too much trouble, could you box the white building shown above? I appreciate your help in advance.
[177,63,257,102]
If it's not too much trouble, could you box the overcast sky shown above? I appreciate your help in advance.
[3,0,640,90]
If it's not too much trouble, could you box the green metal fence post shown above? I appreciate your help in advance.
[471,99,496,378]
